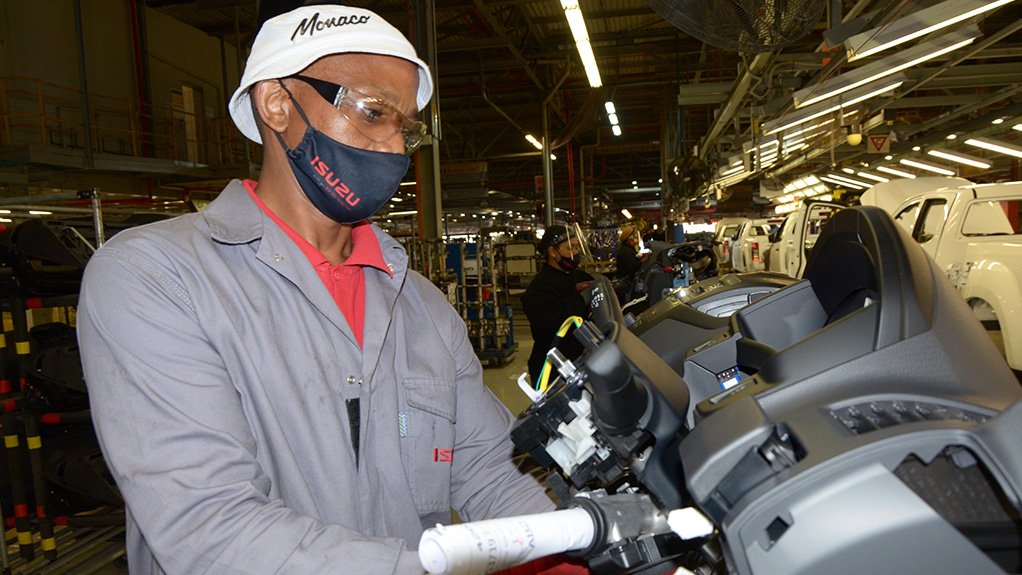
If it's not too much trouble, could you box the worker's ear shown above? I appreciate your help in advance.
[251,79,292,136]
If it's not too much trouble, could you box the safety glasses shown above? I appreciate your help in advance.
[288,74,427,155]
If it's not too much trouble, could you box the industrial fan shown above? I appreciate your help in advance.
[646,0,826,53]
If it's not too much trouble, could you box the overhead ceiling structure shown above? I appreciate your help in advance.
[143,0,1022,225]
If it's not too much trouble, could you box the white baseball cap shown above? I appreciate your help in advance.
[228,5,433,144]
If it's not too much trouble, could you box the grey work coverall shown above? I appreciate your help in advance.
[77,180,553,574]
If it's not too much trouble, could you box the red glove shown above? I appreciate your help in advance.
[494,554,590,575]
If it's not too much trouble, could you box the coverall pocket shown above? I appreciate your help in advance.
[402,378,456,514]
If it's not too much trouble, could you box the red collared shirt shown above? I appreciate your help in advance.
[244,180,391,347]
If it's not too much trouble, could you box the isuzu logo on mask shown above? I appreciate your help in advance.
[310,155,361,207]
[275,84,409,224]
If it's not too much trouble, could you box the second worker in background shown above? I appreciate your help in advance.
[522,225,595,387]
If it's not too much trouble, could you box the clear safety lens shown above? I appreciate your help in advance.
[289,74,428,155]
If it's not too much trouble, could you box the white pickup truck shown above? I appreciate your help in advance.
[886,180,1022,371]
[766,200,844,279]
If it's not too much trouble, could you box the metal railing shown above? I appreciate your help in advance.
[0,76,258,167]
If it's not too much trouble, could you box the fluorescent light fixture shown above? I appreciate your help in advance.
[388,210,418,217]
[721,165,745,176]
[621,208,633,219]
[795,26,979,108]
[390,197,402,202]
[783,175,821,193]
[826,173,872,188]
[0,209,10,214]
[608,113,619,125]
[29,210,52,215]
[1011,124,1022,131]
[820,175,865,190]
[525,134,543,150]
[927,149,991,169]
[844,0,1013,62]
[857,171,890,183]
[550,154,557,160]
[561,0,602,87]
[612,125,622,136]
[764,78,905,135]
[781,119,835,140]
[842,167,856,174]
[399,181,416,187]
[0,218,10,223]
[605,101,616,114]
[884,155,894,160]
[900,158,956,175]
[965,137,1022,158]
[876,166,917,178]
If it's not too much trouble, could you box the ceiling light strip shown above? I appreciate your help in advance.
[964,137,1022,159]
[826,173,872,188]
[765,79,905,136]
[926,149,991,169]
[796,27,979,108]
[561,0,602,87]
[857,172,890,183]
[900,158,956,175]
[844,0,1013,62]
[876,166,917,179]
[820,175,865,190]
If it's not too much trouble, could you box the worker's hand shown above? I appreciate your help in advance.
[575,281,594,293]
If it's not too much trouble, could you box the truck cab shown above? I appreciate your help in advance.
[767,200,844,279]
[712,217,748,273]
[892,181,1022,370]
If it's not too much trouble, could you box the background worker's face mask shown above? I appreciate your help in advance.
[544,223,591,271]
[275,82,409,224]
[557,244,581,271]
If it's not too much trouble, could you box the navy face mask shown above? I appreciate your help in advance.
[559,254,580,271]
[274,86,409,224]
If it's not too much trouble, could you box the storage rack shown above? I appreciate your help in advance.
[0,190,127,574]
[445,234,517,368]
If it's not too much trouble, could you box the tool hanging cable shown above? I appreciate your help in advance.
[535,315,583,393]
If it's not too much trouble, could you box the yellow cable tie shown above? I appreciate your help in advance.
[15,341,30,355]
[27,436,41,450]
[4,435,19,448]
[41,537,57,551]
[17,532,32,545]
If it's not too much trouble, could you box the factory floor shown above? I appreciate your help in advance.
[480,301,537,418]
